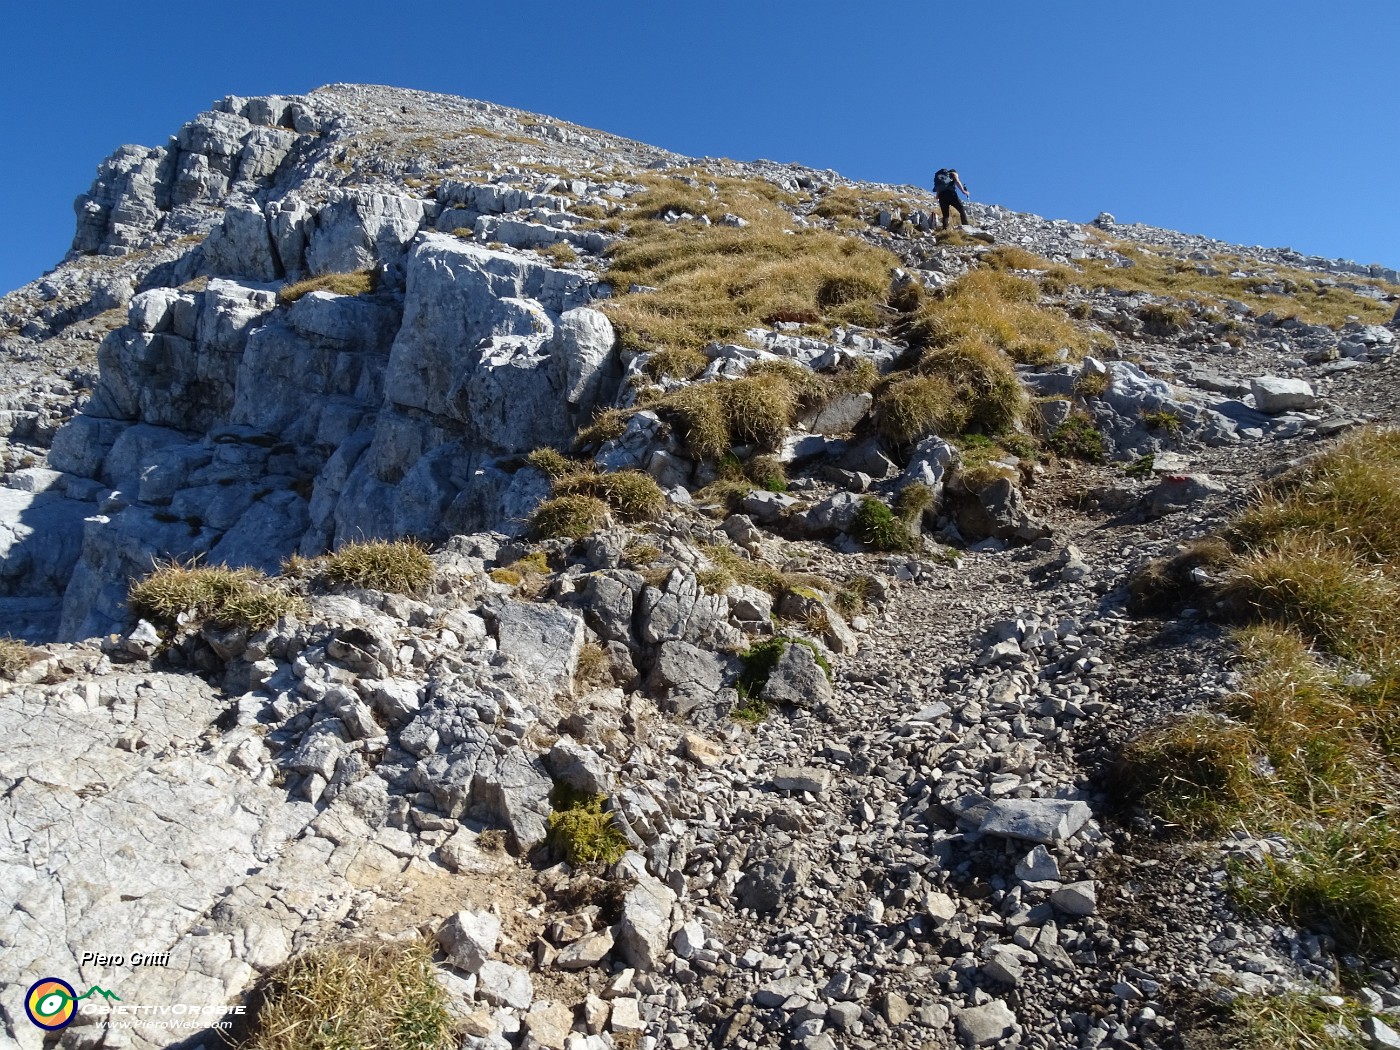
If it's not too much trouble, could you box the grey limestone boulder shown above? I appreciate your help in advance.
[202,200,280,280]
[544,738,613,796]
[1251,375,1318,413]
[615,853,677,971]
[493,599,584,698]
[304,189,425,275]
[956,1000,1020,1046]
[439,910,501,974]
[475,960,533,1009]
[760,641,833,710]
[637,570,742,649]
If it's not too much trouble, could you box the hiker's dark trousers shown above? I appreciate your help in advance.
[937,192,967,228]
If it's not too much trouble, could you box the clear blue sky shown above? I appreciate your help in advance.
[2,1,1396,296]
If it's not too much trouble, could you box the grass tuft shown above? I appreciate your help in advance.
[1046,414,1105,461]
[130,562,300,632]
[242,940,456,1050]
[321,539,434,595]
[1120,428,1400,958]
[601,173,897,357]
[278,268,378,305]
[851,498,915,551]
[533,494,610,540]
[0,636,40,679]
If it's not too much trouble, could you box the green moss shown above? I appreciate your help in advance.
[547,790,629,867]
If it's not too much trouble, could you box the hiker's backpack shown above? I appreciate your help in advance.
[934,169,956,194]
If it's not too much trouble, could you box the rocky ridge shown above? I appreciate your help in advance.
[2,84,1400,1050]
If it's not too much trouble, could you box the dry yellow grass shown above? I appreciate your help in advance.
[278,268,378,305]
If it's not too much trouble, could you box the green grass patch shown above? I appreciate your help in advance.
[321,539,434,595]
[130,562,301,632]
[1228,989,1369,1050]
[242,939,456,1050]
[1120,428,1400,957]
[851,497,915,551]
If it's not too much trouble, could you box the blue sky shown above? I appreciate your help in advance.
[2,1,1396,296]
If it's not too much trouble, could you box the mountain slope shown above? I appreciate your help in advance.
[1,84,1399,1050]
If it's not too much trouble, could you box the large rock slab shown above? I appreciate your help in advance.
[492,599,584,698]
[0,672,322,1049]
[979,798,1092,844]
[1251,375,1318,414]
[615,853,677,972]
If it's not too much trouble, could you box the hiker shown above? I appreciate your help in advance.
[933,167,970,228]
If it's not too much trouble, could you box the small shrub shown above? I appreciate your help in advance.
[533,494,610,540]
[547,790,629,867]
[1047,415,1105,462]
[852,498,914,551]
[0,636,39,679]
[242,940,455,1050]
[489,567,523,586]
[1143,409,1181,435]
[322,539,434,595]
[130,563,300,632]
[278,268,378,305]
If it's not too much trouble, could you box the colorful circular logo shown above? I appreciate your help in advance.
[25,978,77,1030]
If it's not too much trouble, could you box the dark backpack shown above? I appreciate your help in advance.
[934,169,956,194]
